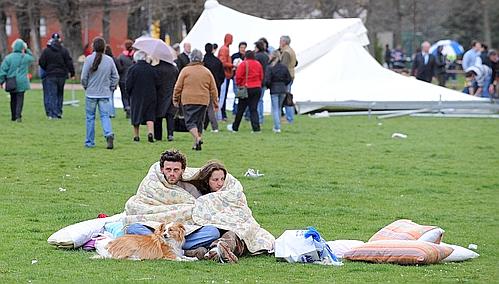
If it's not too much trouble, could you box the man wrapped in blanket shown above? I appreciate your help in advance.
[124,149,274,263]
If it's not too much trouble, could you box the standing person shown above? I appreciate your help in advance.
[153,58,178,142]
[279,35,297,124]
[217,33,234,121]
[265,50,292,133]
[462,40,482,70]
[254,40,269,125]
[104,44,118,118]
[203,43,225,132]
[173,49,219,151]
[80,37,119,149]
[126,50,159,143]
[38,32,75,119]
[227,51,263,133]
[434,45,447,87]
[483,50,498,98]
[230,42,247,116]
[384,44,392,68]
[0,39,34,122]
[411,41,436,83]
[116,39,135,118]
[175,42,191,73]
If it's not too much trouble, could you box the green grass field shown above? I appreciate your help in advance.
[0,89,498,283]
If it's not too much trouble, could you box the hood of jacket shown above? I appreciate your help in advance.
[224,34,233,46]
[12,39,26,52]
[49,40,62,52]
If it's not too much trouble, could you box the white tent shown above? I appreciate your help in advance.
[183,0,490,114]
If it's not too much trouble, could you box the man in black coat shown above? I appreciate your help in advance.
[39,33,75,119]
[411,41,436,83]
[202,43,224,131]
[175,42,191,73]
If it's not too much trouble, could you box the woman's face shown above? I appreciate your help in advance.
[209,170,225,192]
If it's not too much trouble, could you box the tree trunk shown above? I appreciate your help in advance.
[481,0,492,47]
[55,0,83,65]
[393,0,402,47]
[27,0,41,60]
[0,4,9,60]
[102,0,110,43]
[15,0,31,44]
[127,4,148,39]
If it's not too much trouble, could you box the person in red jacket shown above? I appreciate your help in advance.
[227,51,263,133]
[217,33,234,120]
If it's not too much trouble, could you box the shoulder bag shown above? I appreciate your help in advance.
[5,55,24,93]
[235,62,249,99]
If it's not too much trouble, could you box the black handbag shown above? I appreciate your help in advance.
[173,107,188,132]
[283,92,294,106]
[5,55,24,93]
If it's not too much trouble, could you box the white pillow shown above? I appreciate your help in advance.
[326,240,365,258]
[419,228,445,243]
[47,213,124,249]
[441,243,480,262]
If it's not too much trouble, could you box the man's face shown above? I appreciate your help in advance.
[279,38,286,48]
[161,161,184,184]
[422,43,430,53]
[239,45,246,54]
[184,43,191,54]
[474,43,482,52]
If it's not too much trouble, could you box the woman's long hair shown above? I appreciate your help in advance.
[190,161,227,195]
[91,37,106,73]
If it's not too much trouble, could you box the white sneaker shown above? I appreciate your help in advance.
[211,129,219,133]
[227,124,236,132]
[272,128,281,133]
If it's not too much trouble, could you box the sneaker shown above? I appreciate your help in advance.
[167,135,174,142]
[211,129,219,133]
[147,133,154,143]
[226,124,236,132]
[106,135,114,149]
[272,128,281,133]
[133,136,140,142]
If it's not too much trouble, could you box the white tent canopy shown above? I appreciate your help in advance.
[183,0,490,114]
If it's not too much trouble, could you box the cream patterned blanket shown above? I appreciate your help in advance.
[124,162,275,253]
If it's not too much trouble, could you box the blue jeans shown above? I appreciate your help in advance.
[482,74,492,98]
[285,81,295,123]
[85,97,113,147]
[109,93,115,117]
[257,87,266,124]
[43,76,66,118]
[126,224,220,250]
[271,94,285,130]
[232,80,238,115]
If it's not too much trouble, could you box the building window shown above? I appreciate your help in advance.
[40,17,46,37]
[6,16,12,36]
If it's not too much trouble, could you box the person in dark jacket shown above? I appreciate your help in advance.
[411,41,436,83]
[265,50,291,133]
[254,40,270,125]
[104,44,119,117]
[116,39,135,118]
[202,43,224,132]
[153,58,178,141]
[175,42,191,73]
[434,45,447,86]
[38,32,75,119]
[126,50,159,143]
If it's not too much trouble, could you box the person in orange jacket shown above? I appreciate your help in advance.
[217,33,233,120]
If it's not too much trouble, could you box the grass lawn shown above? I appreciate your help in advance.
[0,89,498,283]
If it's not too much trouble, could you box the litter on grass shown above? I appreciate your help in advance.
[392,133,408,139]
[31,259,38,265]
[59,187,67,192]
[468,244,478,250]
[244,168,264,178]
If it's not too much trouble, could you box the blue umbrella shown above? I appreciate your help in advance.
[430,40,464,59]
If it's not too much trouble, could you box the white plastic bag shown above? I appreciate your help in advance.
[275,228,343,266]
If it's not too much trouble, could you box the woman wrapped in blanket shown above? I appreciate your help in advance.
[186,161,246,263]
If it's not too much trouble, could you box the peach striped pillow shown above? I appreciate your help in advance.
[369,219,443,243]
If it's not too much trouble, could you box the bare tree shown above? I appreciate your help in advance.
[481,0,491,47]
[0,1,9,60]
[102,0,111,42]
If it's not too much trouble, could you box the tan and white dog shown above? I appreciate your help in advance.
[94,222,196,261]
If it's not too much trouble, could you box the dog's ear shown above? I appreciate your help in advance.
[157,223,166,233]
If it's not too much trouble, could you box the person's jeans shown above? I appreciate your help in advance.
[44,76,66,118]
[42,78,49,116]
[9,92,24,121]
[257,87,266,124]
[271,93,285,130]
[125,224,220,250]
[217,78,230,120]
[232,80,238,115]
[284,81,295,123]
[482,74,492,98]
[232,87,261,132]
[85,97,113,147]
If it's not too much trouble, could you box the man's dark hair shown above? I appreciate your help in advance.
[255,40,265,52]
[465,70,477,78]
[238,41,247,48]
[471,40,480,48]
[205,43,213,54]
[160,149,186,169]
[245,50,255,59]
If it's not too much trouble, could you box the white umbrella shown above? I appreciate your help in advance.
[133,36,177,64]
